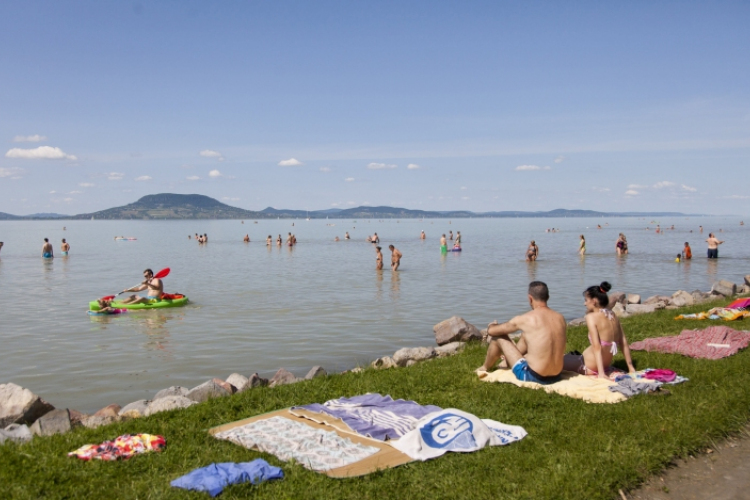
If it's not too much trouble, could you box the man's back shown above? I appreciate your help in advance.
[515,307,566,376]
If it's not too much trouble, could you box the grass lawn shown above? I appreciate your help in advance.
[2,297,750,499]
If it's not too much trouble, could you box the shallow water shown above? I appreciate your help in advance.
[0,216,747,412]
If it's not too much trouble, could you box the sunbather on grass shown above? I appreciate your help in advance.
[563,281,636,379]
[477,281,567,384]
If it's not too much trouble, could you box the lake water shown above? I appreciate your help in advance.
[1,216,747,412]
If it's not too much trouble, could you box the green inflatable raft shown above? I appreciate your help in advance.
[89,294,189,311]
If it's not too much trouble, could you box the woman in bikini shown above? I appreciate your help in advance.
[375,246,383,270]
[579,234,586,256]
[525,240,538,262]
[563,281,636,379]
[615,233,628,255]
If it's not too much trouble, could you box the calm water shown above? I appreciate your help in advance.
[1,216,748,412]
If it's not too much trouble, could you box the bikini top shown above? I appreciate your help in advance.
[588,309,618,355]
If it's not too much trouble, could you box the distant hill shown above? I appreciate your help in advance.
[1,193,703,220]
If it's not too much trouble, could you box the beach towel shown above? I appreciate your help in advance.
[477,369,627,404]
[170,460,283,497]
[68,434,166,461]
[390,409,527,461]
[292,394,442,441]
[675,308,750,321]
[727,298,750,310]
[630,326,750,359]
[214,416,379,472]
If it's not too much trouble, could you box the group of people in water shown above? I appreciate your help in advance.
[478,280,635,382]
[189,233,208,243]
[40,238,69,258]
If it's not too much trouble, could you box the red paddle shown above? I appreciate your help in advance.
[101,268,170,301]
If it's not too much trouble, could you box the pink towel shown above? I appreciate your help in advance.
[629,326,750,360]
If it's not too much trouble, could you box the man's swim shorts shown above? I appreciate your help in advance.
[512,358,561,385]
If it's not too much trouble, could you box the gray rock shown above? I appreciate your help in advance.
[29,409,71,437]
[435,342,466,357]
[82,415,120,429]
[68,409,88,427]
[692,290,712,304]
[665,305,679,310]
[608,291,627,306]
[304,366,327,380]
[269,368,297,388]
[225,373,249,392]
[94,404,121,418]
[186,380,232,403]
[739,284,750,295]
[671,290,694,308]
[154,386,189,401]
[405,360,417,367]
[611,302,627,317]
[351,367,364,374]
[144,395,197,416]
[626,303,658,315]
[433,316,482,346]
[567,317,586,327]
[0,383,55,428]
[371,356,397,369]
[627,294,641,305]
[745,275,750,287]
[247,373,269,388]
[712,280,737,297]
[0,423,32,445]
[119,400,150,419]
[393,347,437,367]
[644,295,671,305]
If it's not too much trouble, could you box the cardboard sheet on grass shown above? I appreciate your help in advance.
[478,369,627,404]
[209,408,413,478]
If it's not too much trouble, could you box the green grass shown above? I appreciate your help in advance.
[2,296,750,499]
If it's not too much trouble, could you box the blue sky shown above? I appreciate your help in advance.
[1,1,748,215]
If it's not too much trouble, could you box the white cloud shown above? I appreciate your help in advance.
[627,184,648,189]
[319,167,332,172]
[347,201,356,205]
[345,177,355,182]
[187,175,200,181]
[135,176,152,181]
[461,196,470,200]
[625,190,639,196]
[199,149,224,161]
[554,155,565,163]
[108,172,125,181]
[0,167,23,178]
[593,187,611,192]
[653,181,675,189]
[407,163,420,170]
[515,165,551,171]
[278,158,303,167]
[209,169,222,178]
[5,146,77,160]
[49,190,56,194]
[681,184,697,192]
[12,134,47,143]
[79,182,95,188]
[367,162,397,170]
[460,186,468,190]
[63,197,73,202]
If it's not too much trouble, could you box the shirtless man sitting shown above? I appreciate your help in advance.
[477,281,567,384]
[120,269,164,304]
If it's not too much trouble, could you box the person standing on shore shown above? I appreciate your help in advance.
[375,246,383,270]
[579,235,586,256]
[42,238,53,258]
[389,245,402,271]
[682,242,692,260]
[525,241,538,262]
[60,238,70,256]
[706,233,724,259]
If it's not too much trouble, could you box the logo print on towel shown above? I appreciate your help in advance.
[420,413,473,449]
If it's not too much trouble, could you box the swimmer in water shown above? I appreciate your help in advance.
[42,238,54,258]
[389,245,402,271]
[243,234,250,242]
[455,231,461,245]
[449,230,453,240]
[440,234,447,253]
[276,234,282,246]
[335,236,340,242]
[579,235,586,256]
[345,232,350,240]
[266,235,272,245]
[375,246,383,270]
[61,238,70,256]
[420,230,426,240]
[525,241,538,262]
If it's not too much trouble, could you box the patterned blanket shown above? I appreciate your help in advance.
[630,326,750,359]
[68,434,166,461]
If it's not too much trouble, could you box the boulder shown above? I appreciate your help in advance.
[432,316,482,346]
[212,378,235,394]
[691,290,712,304]
[0,423,32,445]
[739,284,750,295]
[712,280,737,297]
[567,317,586,327]
[670,290,694,308]
[665,305,679,310]
[644,295,671,305]
[154,386,189,401]
[611,302,627,317]
[82,415,120,429]
[393,347,436,367]
[186,380,232,403]
[29,409,71,437]
[626,303,657,315]
[304,366,327,380]
[435,342,466,357]
[608,291,627,306]
[144,396,197,416]
[225,373,249,393]
[94,404,122,418]
[0,383,55,428]
[119,400,150,419]
[371,356,397,369]
[68,409,88,427]
[269,368,297,388]
[405,360,417,367]
[627,294,641,305]
[351,367,364,374]
[745,275,750,287]
[246,373,269,388]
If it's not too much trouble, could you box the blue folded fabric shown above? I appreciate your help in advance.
[171,459,283,497]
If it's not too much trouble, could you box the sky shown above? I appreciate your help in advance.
[0,1,748,215]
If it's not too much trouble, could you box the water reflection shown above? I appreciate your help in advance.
[526,261,537,282]
[89,312,177,356]
[390,271,401,300]
[375,270,383,301]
